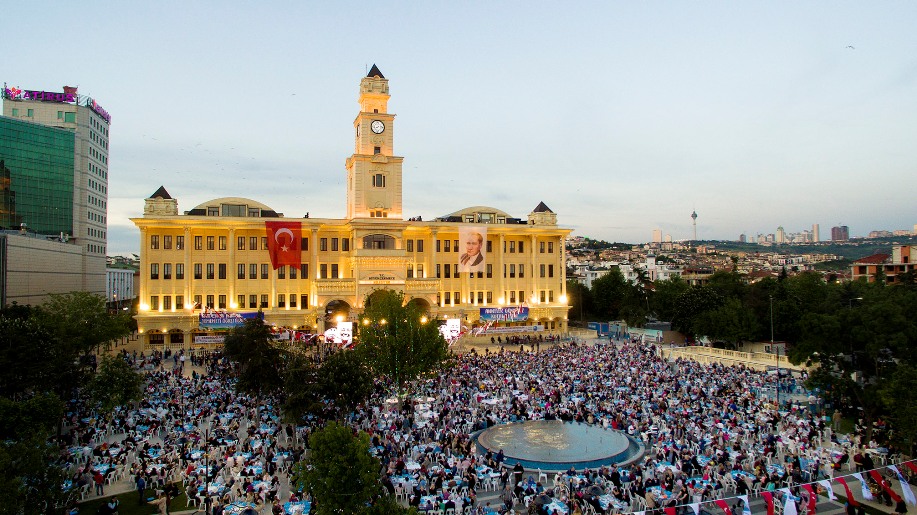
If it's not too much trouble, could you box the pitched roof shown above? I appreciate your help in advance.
[149,186,172,199]
[853,253,890,264]
[533,201,553,213]
[366,64,385,79]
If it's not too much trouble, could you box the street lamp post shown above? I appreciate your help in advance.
[770,295,779,408]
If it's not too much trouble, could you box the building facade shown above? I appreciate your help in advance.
[1,85,111,298]
[831,225,849,241]
[132,67,572,348]
[851,246,916,283]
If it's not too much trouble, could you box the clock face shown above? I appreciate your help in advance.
[371,120,385,134]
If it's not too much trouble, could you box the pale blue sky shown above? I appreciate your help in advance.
[4,1,916,253]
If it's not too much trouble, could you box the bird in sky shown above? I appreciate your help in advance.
[846,45,855,49]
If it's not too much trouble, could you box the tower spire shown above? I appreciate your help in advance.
[691,209,698,242]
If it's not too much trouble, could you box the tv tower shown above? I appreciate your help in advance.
[691,209,698,241]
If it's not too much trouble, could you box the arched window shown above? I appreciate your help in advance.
[362,234,395,250]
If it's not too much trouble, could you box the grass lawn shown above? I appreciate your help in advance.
[75,482,191,515]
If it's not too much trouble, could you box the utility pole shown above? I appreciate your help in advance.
[771,294,779,408]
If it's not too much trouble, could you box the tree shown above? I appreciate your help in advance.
[591,269,629,321]
[293,422,382,515]
[671,286,722,338]
[281,354,323,424]
[649,277,689,322]
[87,354,144,415]
[355,290,448,389]
[223,317,285,395]
[316,350,375,416]
[692,298,760,346]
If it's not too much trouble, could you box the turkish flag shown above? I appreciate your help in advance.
[265,221,301,270]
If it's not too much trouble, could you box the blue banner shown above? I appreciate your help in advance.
[479,306,529,322]
[199,312,263,329]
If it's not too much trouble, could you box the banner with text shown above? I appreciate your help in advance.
[199,312,263,329]
[479,306,529,322]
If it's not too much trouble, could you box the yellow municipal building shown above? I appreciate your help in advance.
[132,66,572,348]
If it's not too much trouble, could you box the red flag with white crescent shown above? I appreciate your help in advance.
[265,221,302,270]
[836,477,858,506]
[870,470,903,504]
[715,500,733,515]
[762,491,775,515]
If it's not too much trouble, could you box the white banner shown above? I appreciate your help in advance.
[194,335,225,344]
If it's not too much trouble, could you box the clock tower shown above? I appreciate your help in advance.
[345,64,404,220]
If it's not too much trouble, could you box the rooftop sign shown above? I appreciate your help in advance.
[3,85,111,124]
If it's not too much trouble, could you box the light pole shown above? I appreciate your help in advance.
[770,295,779,408]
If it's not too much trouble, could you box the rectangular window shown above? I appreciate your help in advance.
[176,263,184,280]
[194,263,202,280]
[150,235,159,249]
[454,291,460,304]
[487,291,493,303]
[407,240,414,252]
[477,291,484,304]
[436,264,441,278]
[444,264,451,278]
[163,263,172,280]
[261,237,268,250]
[218,295,227,309]
[289,265,297,279]
[549,264,554,278]
[176,236,184,250]
[417,240,424,252]
[238,264,245,279]
[163,295,172,311]
[278,294,286,308]
[444,291,451,304]
[519,290,525,303]
[444,240,451,253]
[163,235,172,250]
[261,264,269,279]
[207,207,219,216]
[417,263,424,278]
[238,236,246,250]
[407,265,414,279]
[510,264,516,278]
[195,236,202,250]
[540,291,546,303]
[540,264,546,278]
[454,240,459,252]
[150,263,159,280]
[486,264,492,278]
[206,263,215,279]
[206,236,215,250]
[320,264,328,279]
[436,240,441,253]
[57,111,63,119]
[27,109,33,117]
[509,291,516,304]
[250,264,258,279]
[372,173,385,187]
[549,290,554,302]
[509,241,516,253]
[237,294,245,308]
[331,264,339,278]
[11,108,18,116]
[342,238,349,252]
[519,241,524,253]
[374,146,381,154]
[249,295,258,309]
[278,266,285,279]
[250,237,258,251]
[540,241,546,253]
[548,242,554,253]
[248,208,260,217]
[486,240,492,253]
[260,295,268,308]
[194,295,202,308]
[218,263,226,279]
[290,295,297,308]
[519,264,525,278]
[176,295,184,309]
[331,238,339,251]
[301,237,309,251]
[206,295,214,309]
[301,294,309,308]
[64,111,76,123]
[150,296,159,310]
[218,236,227,250]
[320,238,328,251]
[300,263,309,278]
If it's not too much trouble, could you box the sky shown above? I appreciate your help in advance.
[4,1,917,254]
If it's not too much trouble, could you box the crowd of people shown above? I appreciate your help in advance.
[59,336,902,515]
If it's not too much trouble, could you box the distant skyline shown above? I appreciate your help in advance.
[3,2,916,254]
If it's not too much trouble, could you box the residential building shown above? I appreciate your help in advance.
[851,246,917,283]
[831,225,849,241]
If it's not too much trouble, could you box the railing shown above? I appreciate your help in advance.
[660,345,807,371]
